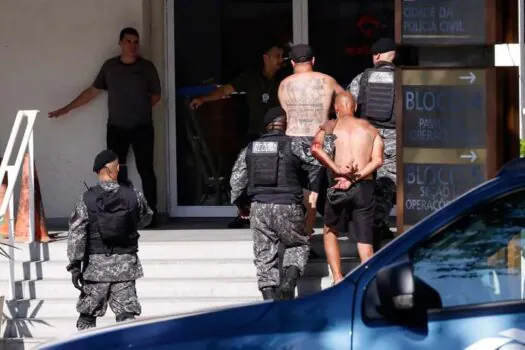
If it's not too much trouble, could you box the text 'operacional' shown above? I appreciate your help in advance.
[404,164,485,215]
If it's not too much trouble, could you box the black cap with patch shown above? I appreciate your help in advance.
[371,38,397,55]
[264,106,286,127]
[93,149,118,173]
[290,44,314,63]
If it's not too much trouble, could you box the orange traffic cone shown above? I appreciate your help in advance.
[0,158,9,239]
[14,153,50,242]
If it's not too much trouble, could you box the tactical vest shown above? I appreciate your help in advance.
[83,185,140,255]
[246,132,303,205]
[358,61,396,129]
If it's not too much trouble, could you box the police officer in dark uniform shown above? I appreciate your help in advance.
[347,37,397,247]
[230,107,310,300]
[66,149,153,330]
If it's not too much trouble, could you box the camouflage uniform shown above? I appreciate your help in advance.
[374,129,396,235]
[230,137,336,204]
[230,148,309,291]
[347,74,397,241]
[231,136,336,292]
[67,181,153,330]
[347,73,363,103]
[250,203,309,290]
[230,148,249,207]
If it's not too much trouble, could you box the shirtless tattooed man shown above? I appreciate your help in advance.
[278,44,345,235]
[311,92,384,284]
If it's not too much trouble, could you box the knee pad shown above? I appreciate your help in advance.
[116,312,136,322]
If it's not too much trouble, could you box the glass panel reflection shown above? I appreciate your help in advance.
[413,190,525,308]
[174,0,293,206]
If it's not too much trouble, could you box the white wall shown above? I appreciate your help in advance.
[0,0,167,219]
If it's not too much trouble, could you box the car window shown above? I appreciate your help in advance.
[411,189,525,309]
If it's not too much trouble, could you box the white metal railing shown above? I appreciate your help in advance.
[0,110,39,300]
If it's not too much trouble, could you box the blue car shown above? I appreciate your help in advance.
[40,158,525,349]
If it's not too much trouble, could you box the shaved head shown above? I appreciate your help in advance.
[335,91,356,116]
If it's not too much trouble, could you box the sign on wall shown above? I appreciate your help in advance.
[397,68,499,231]
[395,0,500,45]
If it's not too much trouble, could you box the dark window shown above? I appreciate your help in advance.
[174,0,293,206]
[412,190,525,308]
[308,0,395,87]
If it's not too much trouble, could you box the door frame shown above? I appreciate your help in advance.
[165,0,309,217]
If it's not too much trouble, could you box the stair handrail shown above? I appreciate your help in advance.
[0,110,39,300]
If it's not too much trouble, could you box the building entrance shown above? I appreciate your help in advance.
[166,0,395,217]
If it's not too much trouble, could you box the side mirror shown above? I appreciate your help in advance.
[372,260,442,326]
[376,260,416,314]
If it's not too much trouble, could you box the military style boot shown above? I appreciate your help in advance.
[279,266,300,300]
[116,312,136,323]
[76,313,96,330]
[261,287,277,300]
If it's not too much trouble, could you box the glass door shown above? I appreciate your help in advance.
[166,0,396,217]
[167,0,298,217]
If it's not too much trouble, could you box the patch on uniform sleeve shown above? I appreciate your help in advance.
[252,141,278,154]
[369,71,394,84]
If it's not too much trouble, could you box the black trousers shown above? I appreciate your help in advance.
[106,124,157,212]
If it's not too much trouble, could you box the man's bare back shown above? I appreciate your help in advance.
[333,118,378,184]
[278,71,344,137]
[312,92,384,188]
[311,92,384,276]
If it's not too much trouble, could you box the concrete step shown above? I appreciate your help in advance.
[2,278,334,339]
[12,276,334,300]
[5,241,257,262]
[3,235,364,262]
[1,337,53,350]
[0,258,359,281]
[2,316,131,339]
[2,296,260,320]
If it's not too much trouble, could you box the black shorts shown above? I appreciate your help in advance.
[324,179,375,244]
[290,136,323,193]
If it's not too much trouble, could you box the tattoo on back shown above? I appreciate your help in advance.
[281,78,329,133]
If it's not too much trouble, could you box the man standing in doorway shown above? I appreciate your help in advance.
[347,37,397,248]
[278,44,345,236]
[49,27,162,228]
[190,41,286,229]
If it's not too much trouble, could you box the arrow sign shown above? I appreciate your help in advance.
[460,150,478,163]
[459,72,476,84]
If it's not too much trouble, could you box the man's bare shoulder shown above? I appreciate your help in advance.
[319,119,337,133]
[280,75,294,84]
[278,76,291,90]
[311,72,337,83]
[356,118,379,134]
[316,73,344,93]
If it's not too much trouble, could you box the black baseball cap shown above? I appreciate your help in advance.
[264,107,286,126]
[371,38,397,55]
[290,44,314,63]
[93,149,118,173]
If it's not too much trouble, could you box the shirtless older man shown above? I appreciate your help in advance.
[278,44,344,235]
[311,92,384,284]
